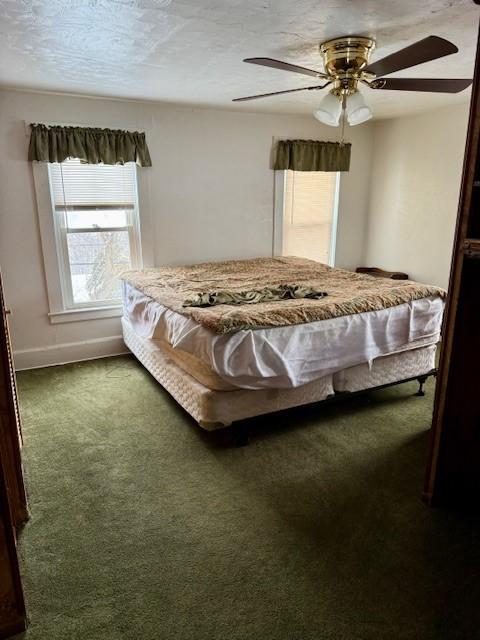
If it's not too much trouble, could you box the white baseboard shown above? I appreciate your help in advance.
[13,335,129,371]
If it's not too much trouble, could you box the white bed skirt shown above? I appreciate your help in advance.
[122,282,443,390]
[122,318,436,430]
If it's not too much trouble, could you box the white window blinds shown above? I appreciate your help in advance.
[282,170,338,265]
[47,159,141,309]
[49,159,137,208]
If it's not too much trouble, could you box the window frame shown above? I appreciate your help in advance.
[48,161,143,311]
[33,161,149,324]
[273,169,340,266]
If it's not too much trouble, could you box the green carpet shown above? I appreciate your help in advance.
[14,355,480,640]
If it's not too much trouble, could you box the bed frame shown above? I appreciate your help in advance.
[122,318,437,445]
[229,370,436,446]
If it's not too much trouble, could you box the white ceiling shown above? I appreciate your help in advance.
[0,0,478,119]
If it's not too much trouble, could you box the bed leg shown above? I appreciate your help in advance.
[415,375,428,397]
[231,423,250,447]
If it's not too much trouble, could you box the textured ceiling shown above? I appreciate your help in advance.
[0,0,478,119]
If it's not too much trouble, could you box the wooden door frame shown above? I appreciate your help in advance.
[424,12,480,506]
[0,273,28,526]
[0,269,28,634]
[0,446,26,638]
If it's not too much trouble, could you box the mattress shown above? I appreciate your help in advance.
[122,281,444,390]
[157,339,235,391]
[121,317,334,429]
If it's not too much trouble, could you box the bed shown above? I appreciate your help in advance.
[120,256,445,438]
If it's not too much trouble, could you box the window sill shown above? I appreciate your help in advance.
[48,305,123,324]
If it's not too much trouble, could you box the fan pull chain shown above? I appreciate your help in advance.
[340,92,347,144]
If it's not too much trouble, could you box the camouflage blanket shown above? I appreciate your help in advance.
[182,284,328,307]
[121,256,446,335]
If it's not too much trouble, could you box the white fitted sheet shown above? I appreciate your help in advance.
[122,281,444,390]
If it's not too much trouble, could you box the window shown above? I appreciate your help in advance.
[48,160,142,310]
[281,171,339,265]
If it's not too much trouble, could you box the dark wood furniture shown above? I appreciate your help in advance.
[424,19,480,508]
[355,267,409,280]
[0,270,27,636]
[0,274,27,527]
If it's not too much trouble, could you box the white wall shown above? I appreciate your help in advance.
[364,103,470,289]
[0,88,374,369]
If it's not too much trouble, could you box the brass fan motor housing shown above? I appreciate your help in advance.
[320,36,376,95]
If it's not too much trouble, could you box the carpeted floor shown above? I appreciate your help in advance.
[13,355,480,640]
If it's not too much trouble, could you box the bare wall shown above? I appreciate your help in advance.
[0,89,373,368]
[364,103,470,289]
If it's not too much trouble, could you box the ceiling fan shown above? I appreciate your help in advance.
[233,36,472,126]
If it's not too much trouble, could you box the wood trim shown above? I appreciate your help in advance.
[13,334,127,371]
[423,21,480,506]
[0,479,26,637]
[0,273,28,525]
[0,270,27,635]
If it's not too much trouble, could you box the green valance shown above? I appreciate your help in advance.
[274,139,351,172]
[28,123,152,167]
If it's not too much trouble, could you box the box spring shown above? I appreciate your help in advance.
[122,318,436,430]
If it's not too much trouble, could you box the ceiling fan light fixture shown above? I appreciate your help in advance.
[346,91,373,126]
[313,92,342,127]
[236,35,472,113]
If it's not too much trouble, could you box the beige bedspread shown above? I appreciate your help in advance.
[121,256,446,335]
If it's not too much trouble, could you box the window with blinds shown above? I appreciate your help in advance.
[282,171,339,265]
[48,159,142,309]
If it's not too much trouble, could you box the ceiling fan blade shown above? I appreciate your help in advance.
[364,36,458,77]
[244,57,328,79]
[370,77,472,93]
[233,83,330,102]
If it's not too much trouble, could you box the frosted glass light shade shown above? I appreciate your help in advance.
[313,93,342,127]
[346,91,372,125]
